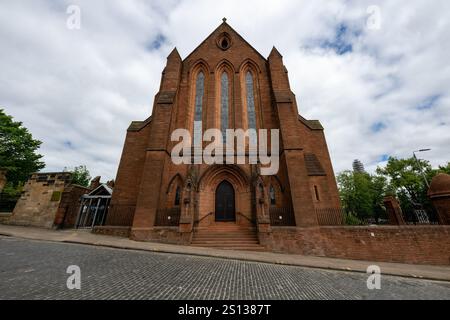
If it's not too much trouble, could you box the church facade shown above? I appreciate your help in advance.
[103,20,341,249]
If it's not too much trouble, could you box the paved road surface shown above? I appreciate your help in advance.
[1,236,449,300]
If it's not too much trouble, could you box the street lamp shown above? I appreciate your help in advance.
[413,149,431,189]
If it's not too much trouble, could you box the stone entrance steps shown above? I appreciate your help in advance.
[191,222,265,251]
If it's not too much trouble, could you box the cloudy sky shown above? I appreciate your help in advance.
[1,0,449,181]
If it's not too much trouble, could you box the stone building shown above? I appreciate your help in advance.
[7,172,72,228]
[54,183,92,229]
[100,20,341,249]
[1,171,115,229]
[3,172,113,229]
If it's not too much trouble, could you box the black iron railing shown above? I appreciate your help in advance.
[269,207,296,226]
[316,208,345,226]
[103,204,133,226]
[155,207,181,226]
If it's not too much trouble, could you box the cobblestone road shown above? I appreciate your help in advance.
[0,236,449,300]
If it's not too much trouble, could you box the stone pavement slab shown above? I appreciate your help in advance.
[0,224,449,282]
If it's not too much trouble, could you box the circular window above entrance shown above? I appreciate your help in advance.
[217,33,232,51]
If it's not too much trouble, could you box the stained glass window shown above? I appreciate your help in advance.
[194,72,204,122]
[270,185,276,205]
[221,72,229,142]
[246,72,257,130]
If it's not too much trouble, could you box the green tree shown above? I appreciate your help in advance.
[376,157,430,204]
[337,170,388,223]
[0,109,45,187]
[376,157,448,222]
[70,165,91,187]
[435,162,450,175]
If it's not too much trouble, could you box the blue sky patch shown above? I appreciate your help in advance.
[319,23,359,55]
[302,22,361,55]
[147,34,166,50]
[379,154,389,162]
[371,121,387,133]
[416,94,441,110]
[63,140,74,149]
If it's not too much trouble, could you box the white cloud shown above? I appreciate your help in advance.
[0,0,449,181]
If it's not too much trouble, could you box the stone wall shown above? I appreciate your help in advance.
[7,172,71,228]
[0,212,12,224]
[91,222,450,266]
[263,225,450,265]
[93,226,131,238]
[54,185,91,229]
[130,227,191,245]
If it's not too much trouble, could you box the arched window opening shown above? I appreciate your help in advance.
[221,38,229,49]
[194,71,205,122]
[174,186,181,206]
[269,185,276,205]
[193,71,205,147]
[221,72,229,142]
[246,71,257,130]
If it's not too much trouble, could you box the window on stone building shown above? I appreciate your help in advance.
[269,185,276,205]
[194,71,205,122]
[221,38,229,49]
[314,185,320,201]
[174,186,181,206]
[221,72,229,142]
[246,71,257,130]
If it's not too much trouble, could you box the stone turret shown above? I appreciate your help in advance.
[428,173,450,225]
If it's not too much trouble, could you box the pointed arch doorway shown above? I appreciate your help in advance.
[215,180,235,221]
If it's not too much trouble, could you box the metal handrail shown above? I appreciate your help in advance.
[196,212,213,224]
[236,211,254,223]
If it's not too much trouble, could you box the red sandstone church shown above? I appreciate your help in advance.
[101,20,342,249]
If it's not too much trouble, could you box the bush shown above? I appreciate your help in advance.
[344,212,362,225]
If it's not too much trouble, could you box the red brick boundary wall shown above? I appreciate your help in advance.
[92,225,450,265]
[262,226,450,265]
[130,227,192,245]
[93,226,131,238]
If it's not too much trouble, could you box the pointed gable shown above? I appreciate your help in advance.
[182,19,267,71]
[88,184,113,196]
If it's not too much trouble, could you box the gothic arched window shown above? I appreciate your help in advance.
[174,186,181,206]
[258,183,264,197]
[221,72,229,142]
[246,71,257,130]
[269,185,276,205]
[194,72,205,122]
